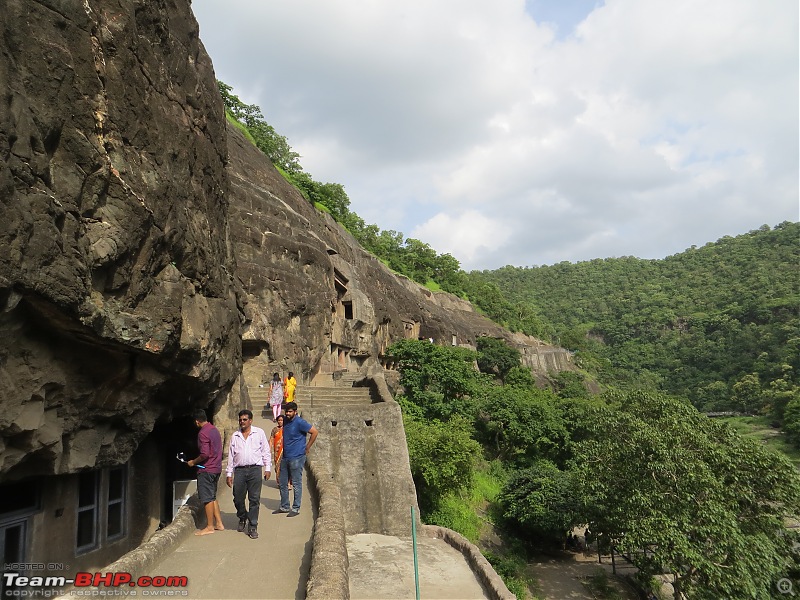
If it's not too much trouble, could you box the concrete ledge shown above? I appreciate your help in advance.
[421,525,516,600]
[306,459,350,600]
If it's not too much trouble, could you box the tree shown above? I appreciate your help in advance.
[403,413,481,513]
[476,337,521,382]
[478,384,568,467]
[217,81,301,173]
[500,460,584,545]
[388,339,487,421]
[573,390,800,600]
[552,371,590,400]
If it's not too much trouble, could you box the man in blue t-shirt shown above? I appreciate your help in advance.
[274,402,318,516]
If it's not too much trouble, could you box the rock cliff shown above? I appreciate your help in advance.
[225,122,572,388]
[0,0,241,480]
[0,0,571,482]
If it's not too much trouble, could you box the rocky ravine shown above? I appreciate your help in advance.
[0,0,570,484]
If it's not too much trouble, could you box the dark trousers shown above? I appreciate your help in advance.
[232,465,262,526]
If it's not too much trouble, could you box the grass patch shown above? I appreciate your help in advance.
[424,461,506,545]
[427,493,482,542]
[472,465,504,504]
[225,111,257,146]
[424,280,442,292]
[582,568,624,600]
[719,416,800,469]
[486,552,540,600]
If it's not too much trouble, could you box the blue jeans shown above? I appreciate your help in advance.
[279,455,306,512]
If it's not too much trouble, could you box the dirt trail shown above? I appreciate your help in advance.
[528,550,639,600]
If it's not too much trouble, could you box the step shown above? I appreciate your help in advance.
[296,385,373,406]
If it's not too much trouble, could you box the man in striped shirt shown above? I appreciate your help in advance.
[226,409,271,539]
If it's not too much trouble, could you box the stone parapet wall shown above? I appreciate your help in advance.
[305,459,350,600]
[421,525,516,600]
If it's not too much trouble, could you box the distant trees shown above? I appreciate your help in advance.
[474,223,800,433]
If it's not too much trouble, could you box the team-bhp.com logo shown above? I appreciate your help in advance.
[3,572,188,597]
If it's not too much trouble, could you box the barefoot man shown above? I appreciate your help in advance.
[187,409,224,535]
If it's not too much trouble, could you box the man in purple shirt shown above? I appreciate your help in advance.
[187,409,223,536]
[226,409,271,539]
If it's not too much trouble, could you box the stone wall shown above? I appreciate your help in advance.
[306,401,419,537]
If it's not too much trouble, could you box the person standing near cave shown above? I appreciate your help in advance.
[283,371,297,404]
[187,409,224,536]
[275,402,317,517]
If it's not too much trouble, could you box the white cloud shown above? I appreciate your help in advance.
[411,211,507,264]
[193,0,799,270]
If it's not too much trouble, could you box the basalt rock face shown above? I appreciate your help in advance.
[225,123,572,383]
[0,0,241,481]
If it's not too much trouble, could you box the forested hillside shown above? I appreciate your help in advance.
[472,223,799,421]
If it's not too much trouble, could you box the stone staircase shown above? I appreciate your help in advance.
[248,387,274,418]
[247,372,374,412]
[295,383,373,408]
[298,371,373,408]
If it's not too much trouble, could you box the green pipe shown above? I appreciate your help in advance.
[412,506,420,600]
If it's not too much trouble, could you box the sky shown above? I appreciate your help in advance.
[191,0,799,271]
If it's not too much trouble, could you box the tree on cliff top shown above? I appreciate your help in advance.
[218,81,301,173]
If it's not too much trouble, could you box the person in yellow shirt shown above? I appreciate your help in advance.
[283,372,297,404]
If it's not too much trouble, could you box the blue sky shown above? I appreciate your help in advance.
[524,0,604,37]
[193,0,798,270]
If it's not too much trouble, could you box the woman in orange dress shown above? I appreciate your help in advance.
[270,414,285,481]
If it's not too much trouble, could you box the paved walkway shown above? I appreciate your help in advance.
[347,533,489,599]
[145,413,314,599]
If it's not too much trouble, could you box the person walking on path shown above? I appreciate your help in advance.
[268,372,284,422]
[269,414,285,483]
[283,371,297,404]
[226,409,271,539]
[275,402,318,517]
[187,409,224,536]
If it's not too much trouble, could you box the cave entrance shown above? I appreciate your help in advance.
[150,412,207,524]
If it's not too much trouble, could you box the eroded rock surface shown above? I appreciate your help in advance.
[0,0,241,480]
[225,124,572,385]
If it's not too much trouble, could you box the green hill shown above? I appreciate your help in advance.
[471,222,799,421]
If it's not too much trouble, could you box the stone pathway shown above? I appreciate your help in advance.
[143,413,314,599]
[347,533,489,599]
